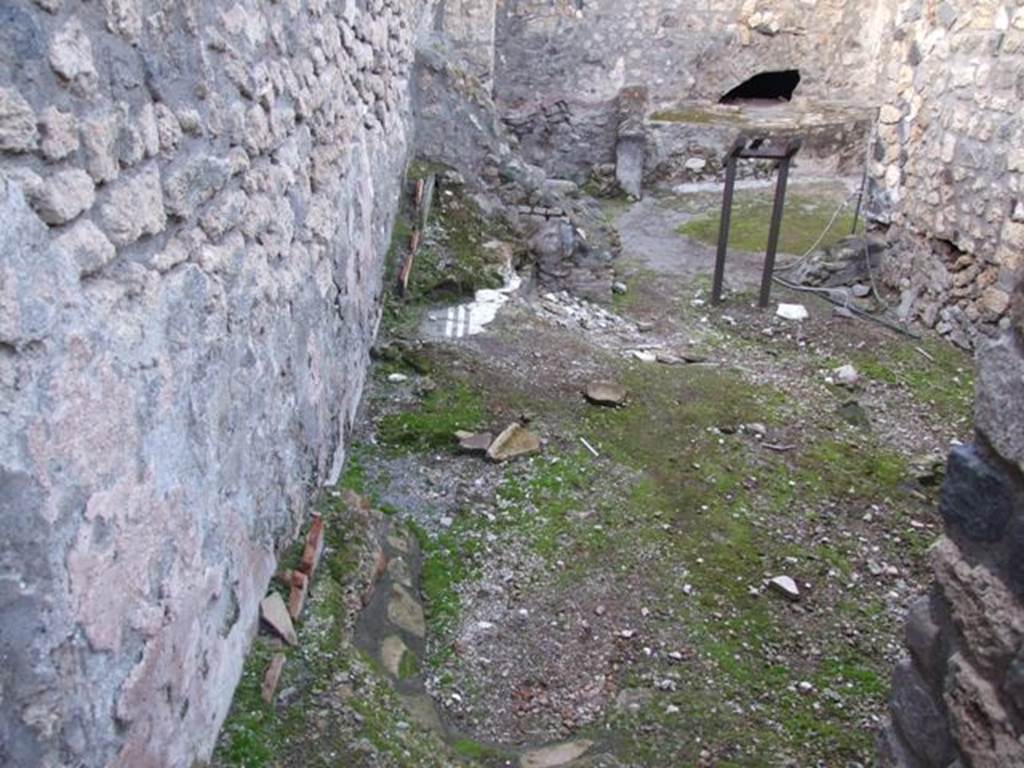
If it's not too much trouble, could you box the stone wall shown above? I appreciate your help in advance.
[492,0,894,177]
[870,0,1024,347]
[881,277,1024,767]
[0,1,431,766]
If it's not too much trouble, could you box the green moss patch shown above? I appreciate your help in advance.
[676,190,856,256]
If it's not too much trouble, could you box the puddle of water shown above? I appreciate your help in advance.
[422,273,523,340]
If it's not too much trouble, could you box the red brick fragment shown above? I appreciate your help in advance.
[287,570,308,620]
[261,653,286,704]
[298,516,324,578]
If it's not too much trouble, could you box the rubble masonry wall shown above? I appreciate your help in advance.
[0,1,430,766]
[871,0,1024,348]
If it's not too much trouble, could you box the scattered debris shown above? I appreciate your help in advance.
[387,372,409,383]
[487,423,542,462]
[261,653,286,704]
[631,349,658,363]
[762,443,797,453]
[834,364,860,387]
[519,740,594,768]
[260,592,298,645]
[612,281,628,295]
[584,381,628,407]
[287,570,309,620]
[768,575,801,602]
[580,437,600,458]
[299,516,325,579]
[456,430,494,453]
[776,303,809,321]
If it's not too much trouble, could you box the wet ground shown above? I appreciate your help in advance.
[212,180,974,768]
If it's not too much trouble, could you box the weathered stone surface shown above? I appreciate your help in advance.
[260,592,298,646]
[37,107,78,161]
[904,591,946,679]
[387,584,426,638]
[0,177,76,346]
[932,537,1024,673]
[48,18,98,95]
[584,381,628,407]
[53,219,116,277]
[939,444,1020,543]
[260,653,286,704]
[0,2,428,766]
[975,333,1024,471]
[889,658,954,765]
[520,740,594,768]
[0,87,37,152]
[487,423,542,462]
[99,163,165,244]
[945,652,1024,768]
[29,168,95,224]
[163,155,232,219]
[81,114,121,183]
[457,431,494,453]
[380,634,410,677]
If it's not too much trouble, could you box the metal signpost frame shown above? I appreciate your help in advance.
[711,135,804,308]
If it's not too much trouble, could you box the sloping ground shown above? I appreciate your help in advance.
[212,190,973,767]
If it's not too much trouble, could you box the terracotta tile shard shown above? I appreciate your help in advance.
[287,571,308,620]
[260,592,298,645]
[298,516,325,578]
[261,653,286,704]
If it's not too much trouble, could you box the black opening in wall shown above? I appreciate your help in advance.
[719,70,801,104]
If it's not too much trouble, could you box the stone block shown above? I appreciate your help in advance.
[260,653,285,704]
[904,591,947,679]
[889,657,955,766]
[100,163,166,244]
[53,219,116,277]
[939,444,1019,542]
[945,653,1024,767]
[29,168,95,225]
[932,536,1024,672]
[81,114,121,183]
[615,135,644,199]
[48,18,98,96]
[162,155,232,219]
[975,333,1024,471]
[38,107,78,161]
[0,86,38,152]
[298,517,325,579]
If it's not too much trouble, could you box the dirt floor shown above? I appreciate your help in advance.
[212,179,975,768]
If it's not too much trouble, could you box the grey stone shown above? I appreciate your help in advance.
[163,155,232,220]
[487,423,542,462]
[0,87,38,152]
[975,333,1024,471]
[0,178,75,346]
[29,168,95,224]
[890,658,954,765]
[456,431,493,453]
[584,381,628,407]
[260,592,297,646]
[904,592,946,679]
[53,219,116,277]
[520,740,594,768]
[939,443,1020,543]
[38,107,78,161]
[81,114,121,183]
[387,584,426,638]
[380,635,409,677]
[615,135,645,199]
[100,163,166,244]
[769,575,800,601]
[48,18,98,95]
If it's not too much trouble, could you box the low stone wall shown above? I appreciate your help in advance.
[882,285,1024,766]
[0,1,431,766]
[870,0,1023,346]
